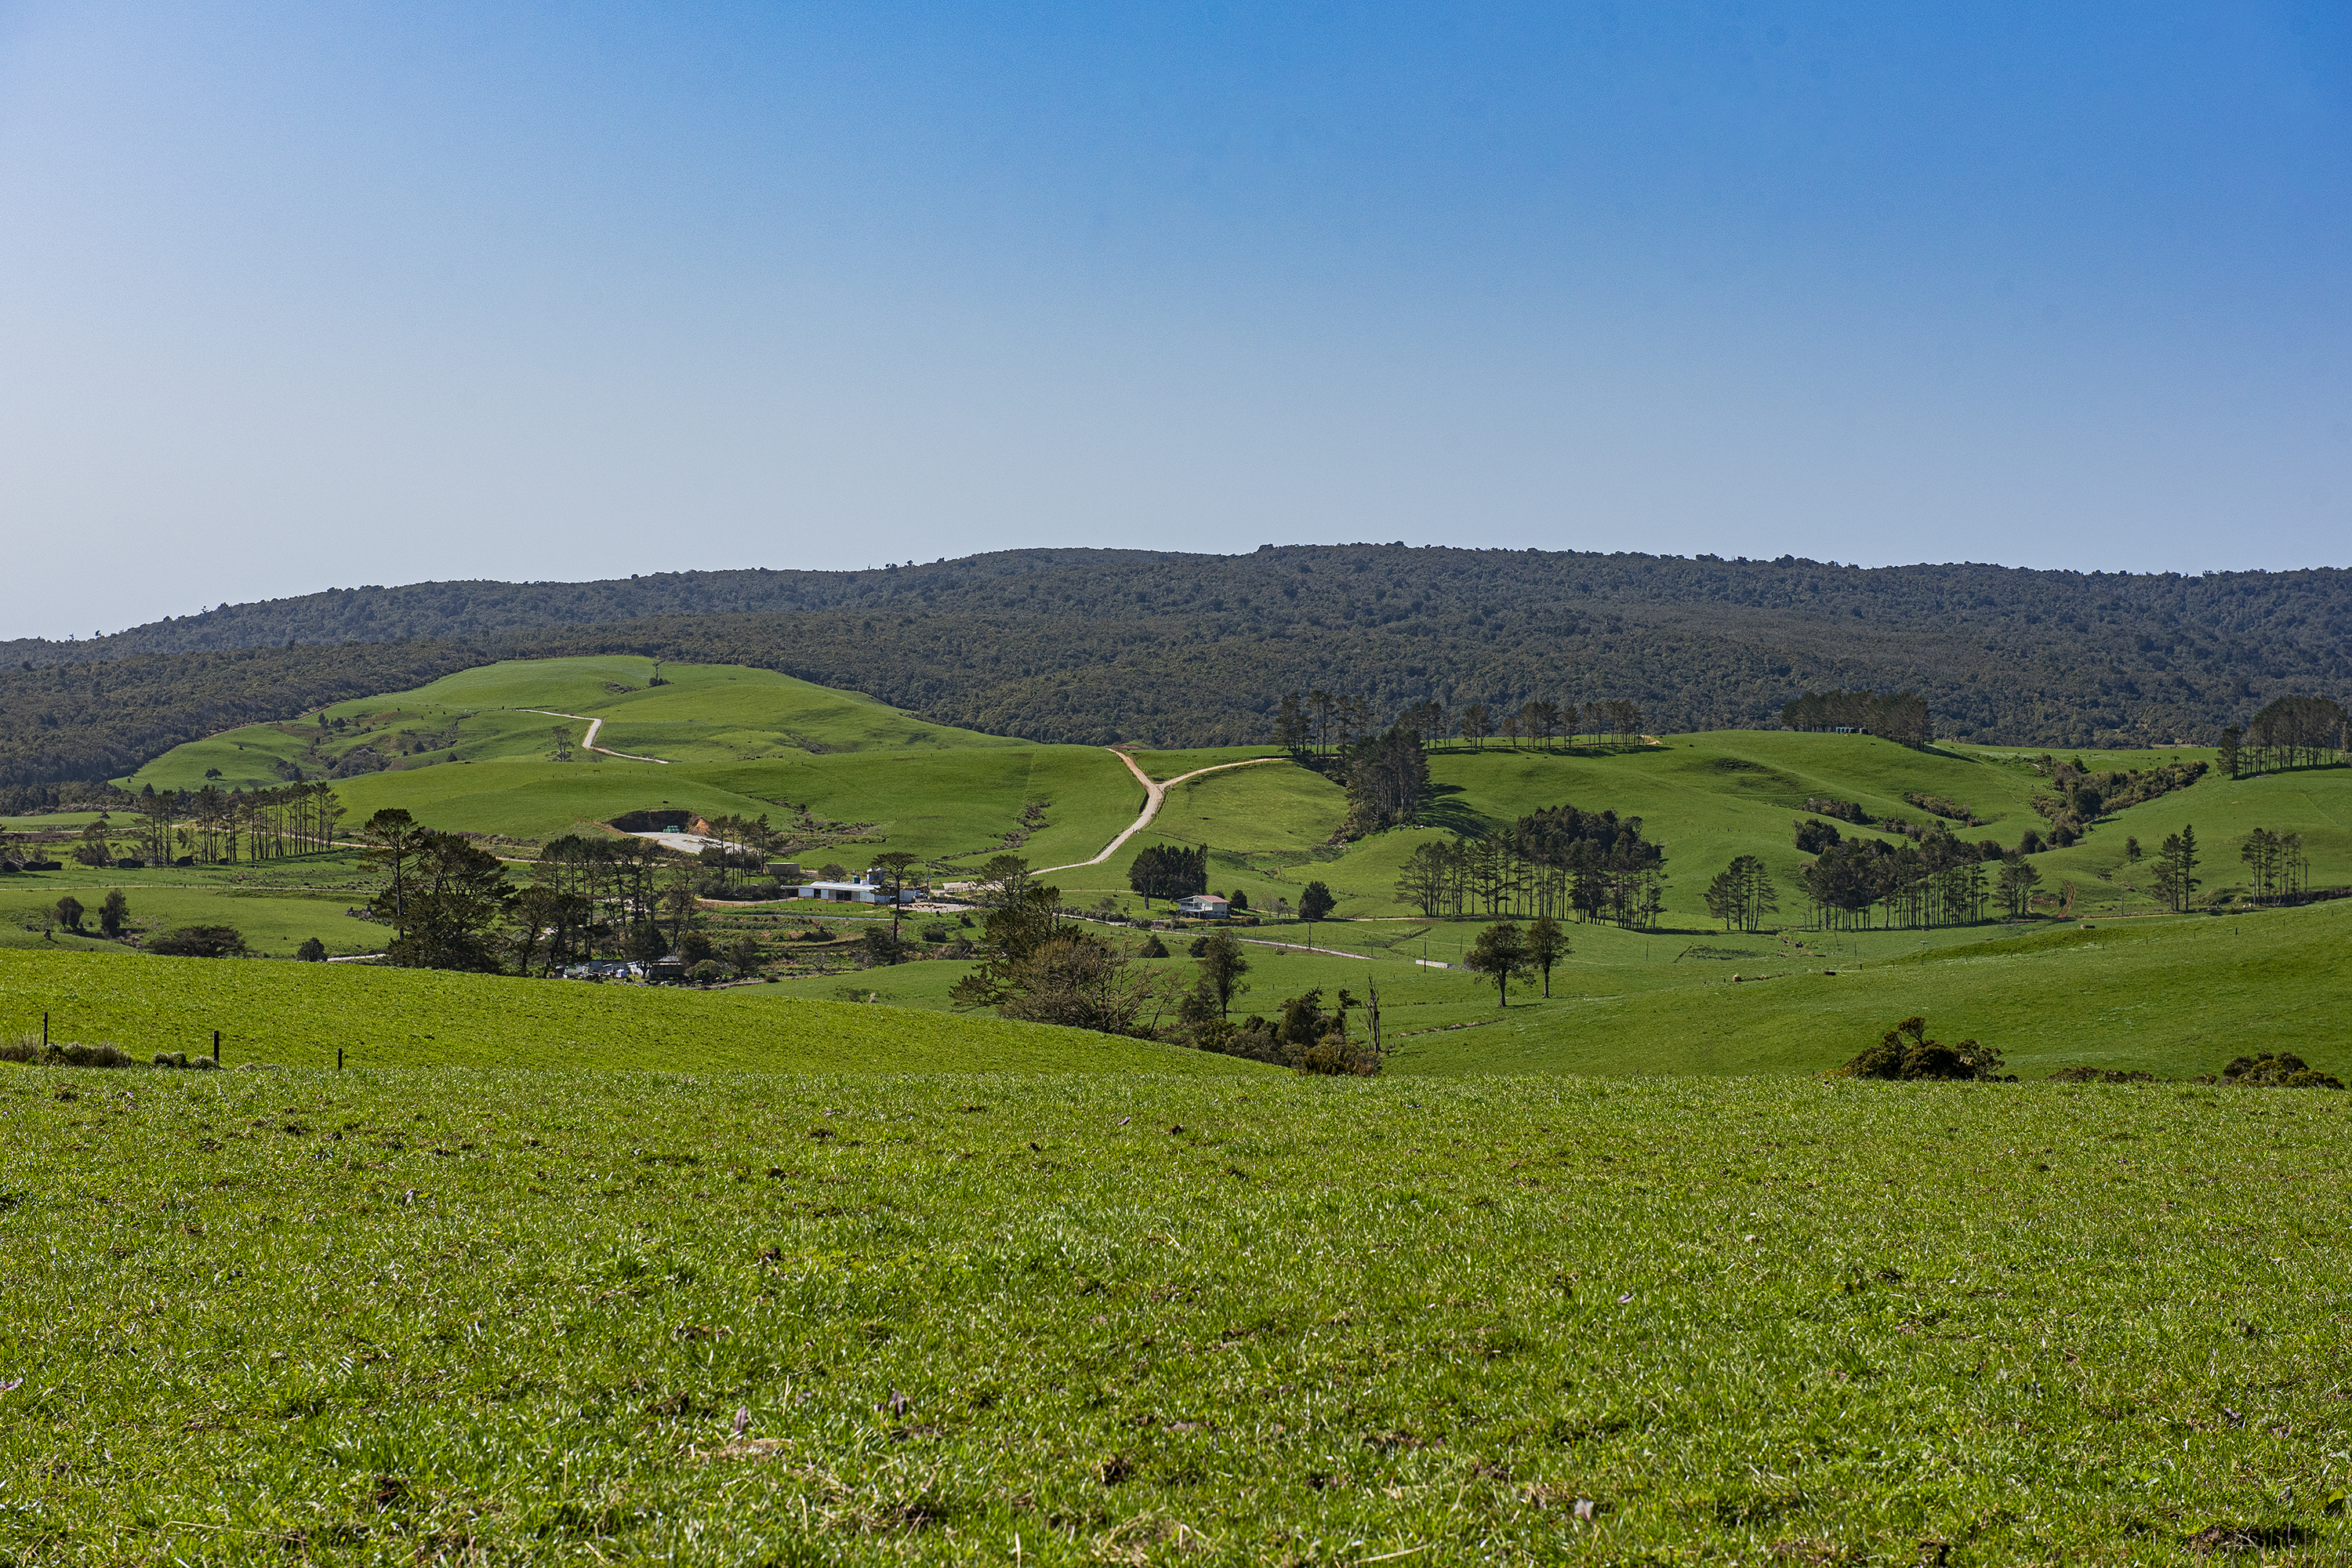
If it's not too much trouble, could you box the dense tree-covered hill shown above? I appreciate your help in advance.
[5,546,2347,789]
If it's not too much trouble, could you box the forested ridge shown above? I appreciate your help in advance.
[5,545,2349,788]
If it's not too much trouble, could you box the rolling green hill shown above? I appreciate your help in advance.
[126,656,1018,794]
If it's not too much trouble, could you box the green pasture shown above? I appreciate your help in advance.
[0,950,1240,1076]
[123,656,1018,794]
[321,743,1143,862]
[0,874,381,958]
[767,895,2352,1083]
[3,1068,2345,1563]
[1096,734,2350,931]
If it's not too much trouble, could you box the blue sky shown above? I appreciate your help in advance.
[2,2,2347,638]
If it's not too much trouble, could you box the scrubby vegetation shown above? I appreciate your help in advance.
[1840,1016,2009,1081]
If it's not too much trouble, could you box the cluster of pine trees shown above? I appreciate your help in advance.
[1798,826,1998,928]
[1393,805,1667,929]
[2221,695,2348,778]
[1777,689,1932,747]
[1274,691,1645,755]
[1127,844,1210,902]
[2237,828,2310,904]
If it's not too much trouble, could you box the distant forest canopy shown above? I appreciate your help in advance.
[3,544,2350,789]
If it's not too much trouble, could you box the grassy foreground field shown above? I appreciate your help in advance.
[0,952,1240,1076]
[2,1068,2345,1563]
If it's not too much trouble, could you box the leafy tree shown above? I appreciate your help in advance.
[2217,725,2242,779]
[71,818,113,867]
[376,831,513,971]
[728,935,764,976]
[356,808,426,927]
[2155,826,2201,913]
[1997,853,2042,917]
[53,895,85,932]
[949,882,1072,1011]
[1841,1016,2005,1080]
[1297,880,1336,946]
[1458,703,1491,749]
[1128,844,1207,904]
[99,888,129,937]
[150,924,249,957]
[1192,930,1252,1018]
[870,849,921,949]
[1341,724,1431,833]
[295,937,328,961]
[988,930,1166,1034]
[1703,855,1778,933]
[1792,817,1842,853]
[1464,920,1531,1006]
[978,853,1034,909]
[1525,915,1569,997]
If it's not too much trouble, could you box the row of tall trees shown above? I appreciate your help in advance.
[1777,689,1933,748]
[2238,828,2310,904]
[109,780,347,865]
[1273,692,1646,756]
[1393,806,1667,929]
[2222,695,2347,778]
[1704,855,1780,932]
[1798,826,1995,929]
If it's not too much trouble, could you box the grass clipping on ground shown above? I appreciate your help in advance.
[1,1069,2346,1563]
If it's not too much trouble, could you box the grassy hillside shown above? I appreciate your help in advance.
[1088,733,2347,929]
[126,656,1018,794]
[0,949,1243,1075]
[5,1067,2344,1562]
[310,743,1142,862]
[768,895,2352,1081]
[0,879,379,958]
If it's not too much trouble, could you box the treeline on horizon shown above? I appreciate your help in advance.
[5,544,2350,793]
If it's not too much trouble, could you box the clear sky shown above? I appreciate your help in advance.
[2,2,2347,639]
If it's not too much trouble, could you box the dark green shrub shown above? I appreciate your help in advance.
[1842,1017,2007,1081]
[2221,1052,2344,1089]
[150,925,249,958]
[44,1042,138,1069]
[295,938,328,962]
[2045,1066,2157,1084]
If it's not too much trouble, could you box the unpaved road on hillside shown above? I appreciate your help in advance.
[1033,750,1283,874]
[517,710,670,764]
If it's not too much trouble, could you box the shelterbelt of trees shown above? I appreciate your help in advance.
[5,545,2350,790]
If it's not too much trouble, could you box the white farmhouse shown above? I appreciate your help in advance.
[789,868,920,905]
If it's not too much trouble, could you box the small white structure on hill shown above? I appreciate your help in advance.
[789,868,920,905]
[1176,893,1230,919]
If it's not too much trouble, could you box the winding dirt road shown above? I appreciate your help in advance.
[517,710,670,764]
[1033,750,1283,874]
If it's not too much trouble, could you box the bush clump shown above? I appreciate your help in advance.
[151,1051,219,1070]
[2217,1052,2344,1090]
[149,925,250,958]
[1185,989,1382,1076]
[1841,1016,2009,1082]
[2045,1066,2158,1084]
[2,1039,144,1069]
